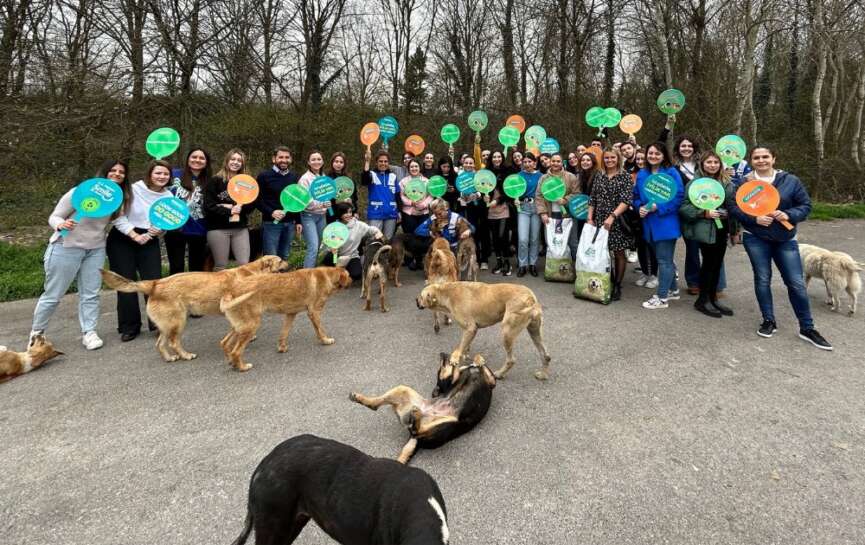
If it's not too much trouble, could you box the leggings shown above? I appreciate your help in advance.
[698,230,728,299]
[206,228,250,270]
[489,218,511,258]
[164,231,207,275]
[637,237,658,276]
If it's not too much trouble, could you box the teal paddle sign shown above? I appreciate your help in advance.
[503,173,527,200]
[149,196,189,231]
[145,127,180,159]
[455,171,476,194]
[378,116,399,147]
[525,125,547,149]
[322,221,350,249]
[567,194,589,220]
[440,124,460,145]
[642,173,677,210]
[404,178,428,203]
[427,175,448,198]
[715,135,747,167]
[468,110,488,132]
[274,184,312,223]
[657,89,686,115]
[539,137,560,154]
[688,177,726,228]
[334,176,355,201]
[61,178,123,237]
[309,175,337,215]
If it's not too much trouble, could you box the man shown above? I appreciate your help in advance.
[257,146,302,260]
[621,140,639,175]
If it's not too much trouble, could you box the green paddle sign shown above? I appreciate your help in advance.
[275,184,311,223]
[145,127,180,160]
[498,126,520,156]
[657,88,686,115]
[334,176,355,201]
[715,135,747,167]
[474,169,496,195]
[688,177,726,228]
[503,173,527,200]
[322,221,350,249]
[642,173,678,209]
[603,108,622,128]
[541,176,566,202]
[468,110,488,132]
[427,175,448,198]
[440,124,460,145]
[404,178,428,202]
[585,106,608,136]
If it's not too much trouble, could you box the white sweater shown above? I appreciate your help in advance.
[112,181,171,234]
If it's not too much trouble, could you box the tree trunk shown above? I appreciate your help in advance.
[501,0,517,107]
[602,0,615,104]
[850,60,865,170]
[811,0,827,191]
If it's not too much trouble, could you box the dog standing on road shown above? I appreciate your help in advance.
[423,237,458,334]
[351,352,496,464]
[799,243,862,315]
[456,229,479,281]
[417,281,551,380]
[1,335,63,383]
[361,240,393,312]
[230,434,449,545]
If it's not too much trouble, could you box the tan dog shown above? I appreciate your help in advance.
[361,240,392,312]
[455,221,479,281]
[102,256,287,362]
[423,237,458,333]
[800,243,863,315]
[1,335,63,383]
[219,267,352,371]
[416,281,551,380]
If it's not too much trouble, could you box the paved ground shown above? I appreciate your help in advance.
[2,220,864,545]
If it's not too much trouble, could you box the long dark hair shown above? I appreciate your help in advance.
[643,142,673,170]
[327,151,349,178]
[673,134,700,163]
[437,156,456,183]
[180,146,211,191]
[577,152,599,196]
[97,159,131,219]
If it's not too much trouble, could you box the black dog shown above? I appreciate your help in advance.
[350,352,496,463]
[231,434,449,545]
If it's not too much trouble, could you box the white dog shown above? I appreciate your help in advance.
[799,243,863,316]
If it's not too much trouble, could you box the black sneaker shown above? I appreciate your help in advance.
[757,320,777,338]
[529,265,538,277]
[799,329,833,351]
[517,266,527,278]
[502,260,512,276]
[491,259,503,275]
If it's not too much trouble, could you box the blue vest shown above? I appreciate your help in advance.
[366,170,399,220]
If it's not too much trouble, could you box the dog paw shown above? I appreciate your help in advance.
[181,353,197,361]
[534,370,549,381]
[434,324,440,334]
[381,307,389,313]
[363,304,371,311]
[321,337,335,345]
[165,355,180,363]
[349,392,359,403]
[493,370,506,379]
[277,344,288,353]
[236,363,253,372]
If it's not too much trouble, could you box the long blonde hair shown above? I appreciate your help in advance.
[602,149,624,175]
[216,148,250,179]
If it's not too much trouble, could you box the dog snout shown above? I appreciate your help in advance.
[416,296,425,309]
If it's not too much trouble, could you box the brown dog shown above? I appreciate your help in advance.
[386,233,406,287]
[361,240,393,313]
[423,237,458,334]
[416,281,551,380]
[219,267,352,371]
[101,255,287,362]
[455,221,479,281]
[0,335,63,383]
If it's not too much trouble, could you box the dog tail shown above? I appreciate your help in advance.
[100,269,156,295]
[372,244,392,264]
[229,511,253,545]
[220,291,256,313]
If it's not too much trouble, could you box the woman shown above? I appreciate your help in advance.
[327,202,383,281]
[166,147,210,275]
[421,152,437,178]
[399,159,432,269]
[486,150,512,275]
[566,151,580,174]
[632,147,657,287]
[729,146,832,350]
[672,135,705,294]
[326,152,357,225]
[298,150,329,268]
[29,160,130,350]
[436,155,459,213]
[361,150,400,239]
[411,198,474,253]
[108,161,172,341]
[459,155,491,269]
[204,149,254,271]
[507,149,524,250]
[679,151,738,317]
[573,152,601,245]
[516,153,543,277]
[536,153,581,260]
[633,142,684,310]
[588,149,636,301]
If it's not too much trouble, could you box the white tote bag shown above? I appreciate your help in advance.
[573,224,612,304]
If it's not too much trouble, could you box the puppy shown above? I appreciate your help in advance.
[0,335,63,383]
[800,243,863,315]
[387,232,406,287]
[361,240,392,312]
[417,281,551,380]
[455,221,479,281]
[101,256,287,362]
[219,267,352,371]
[423,237,458,334]
[230,434,449,545]
[351,352,495,464]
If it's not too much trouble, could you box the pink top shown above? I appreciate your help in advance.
[298,170,330,214]
[399,175,433,215]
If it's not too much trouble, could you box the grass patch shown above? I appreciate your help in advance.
[0,242,51,302]
[811,202,865,221]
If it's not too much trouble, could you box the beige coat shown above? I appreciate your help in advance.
[535,170,581,216]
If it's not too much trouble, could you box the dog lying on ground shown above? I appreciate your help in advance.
[455,221,479,281]
[101,256,287,362]
[361,240,393,312]
[230,434,449,545]
[219,267,351,371]
[800,243,863,315]
[423,237,459,334]
[351,352,496,464]
[417,281,551,380]
[0,335,63,383]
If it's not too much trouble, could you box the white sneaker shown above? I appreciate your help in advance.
[635,274,649,287]
[28,330,45,347]
[642,295,668,309]
[82,331,103,350]
[666,289,681,301]
[480,262,489,271]
[645,275,659,289]
[627,250,638,263]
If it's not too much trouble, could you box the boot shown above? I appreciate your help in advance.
[695,294,722,318]
[492,257,504,275]
[502,259,512,276]
[611,282,622,301]
[710,294,734,316]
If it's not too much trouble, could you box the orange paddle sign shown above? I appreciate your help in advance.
[404,134,425,155]
[588,145,603,166]
[735,180,793,230]
[506,114,526,134]
[360,122,380,152]
[227,175,259,222]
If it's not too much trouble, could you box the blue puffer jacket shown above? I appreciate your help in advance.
[730,171,811,243]
[633,166,684,242]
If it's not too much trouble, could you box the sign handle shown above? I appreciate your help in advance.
[382,139,389,152]
[780,219,794,230]
[272,210,284,225]
[59,211,82,238]
[448,144,454,160]
[714,218,723,229]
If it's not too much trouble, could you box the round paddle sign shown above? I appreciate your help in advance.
[525,125,547,149]
[567,194,590,220]
[473,169,496,195]
[440,124,460,145]
[468,110,488,132]
[689,177,726,228]
[280,184,312,213]
[657,88,686,115]
[715,135,748,167]
[309,176,337,202]
[735,180,793,230]
[603,107,622,128]
[427,175,448,198]
[404,134,425,155]
[145,127,180,160]
[503,174,527,200]
[619,114,643,136]
[322,221,350,249]
[62,178,123,236]
[360,122,380,147]
[227,174,259,222]
[334,176,355,201]
[378,116,399,143]
[404,178,427,202]
[540,137,560,154]
[642,173,677,207]
[541,176,566,202]
[506,114,526,133]
[149,196,189,231]
[455,171,476,194]
[498,126,520,148]
[585,106,607,128]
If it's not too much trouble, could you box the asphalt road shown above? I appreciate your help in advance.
[2,220,864,545]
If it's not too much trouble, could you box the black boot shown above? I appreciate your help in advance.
[502,259,512,276]
[492,258,503,275]
[695,294,722,318]
[611,282,622,301]
[711,295,734,316]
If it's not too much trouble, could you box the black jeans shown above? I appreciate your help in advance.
[489,218,511,258]
[405,234,432,263]
[465,204,491,263]
[637,237,658,276]
[164,230,207,275]
[106,228,162,334]
[698,229,728,299]
[326,254,362,281]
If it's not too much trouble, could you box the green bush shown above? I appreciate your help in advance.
[0,242,51,302]
[810,202,865,221]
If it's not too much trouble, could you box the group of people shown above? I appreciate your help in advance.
[27,118,834,353]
